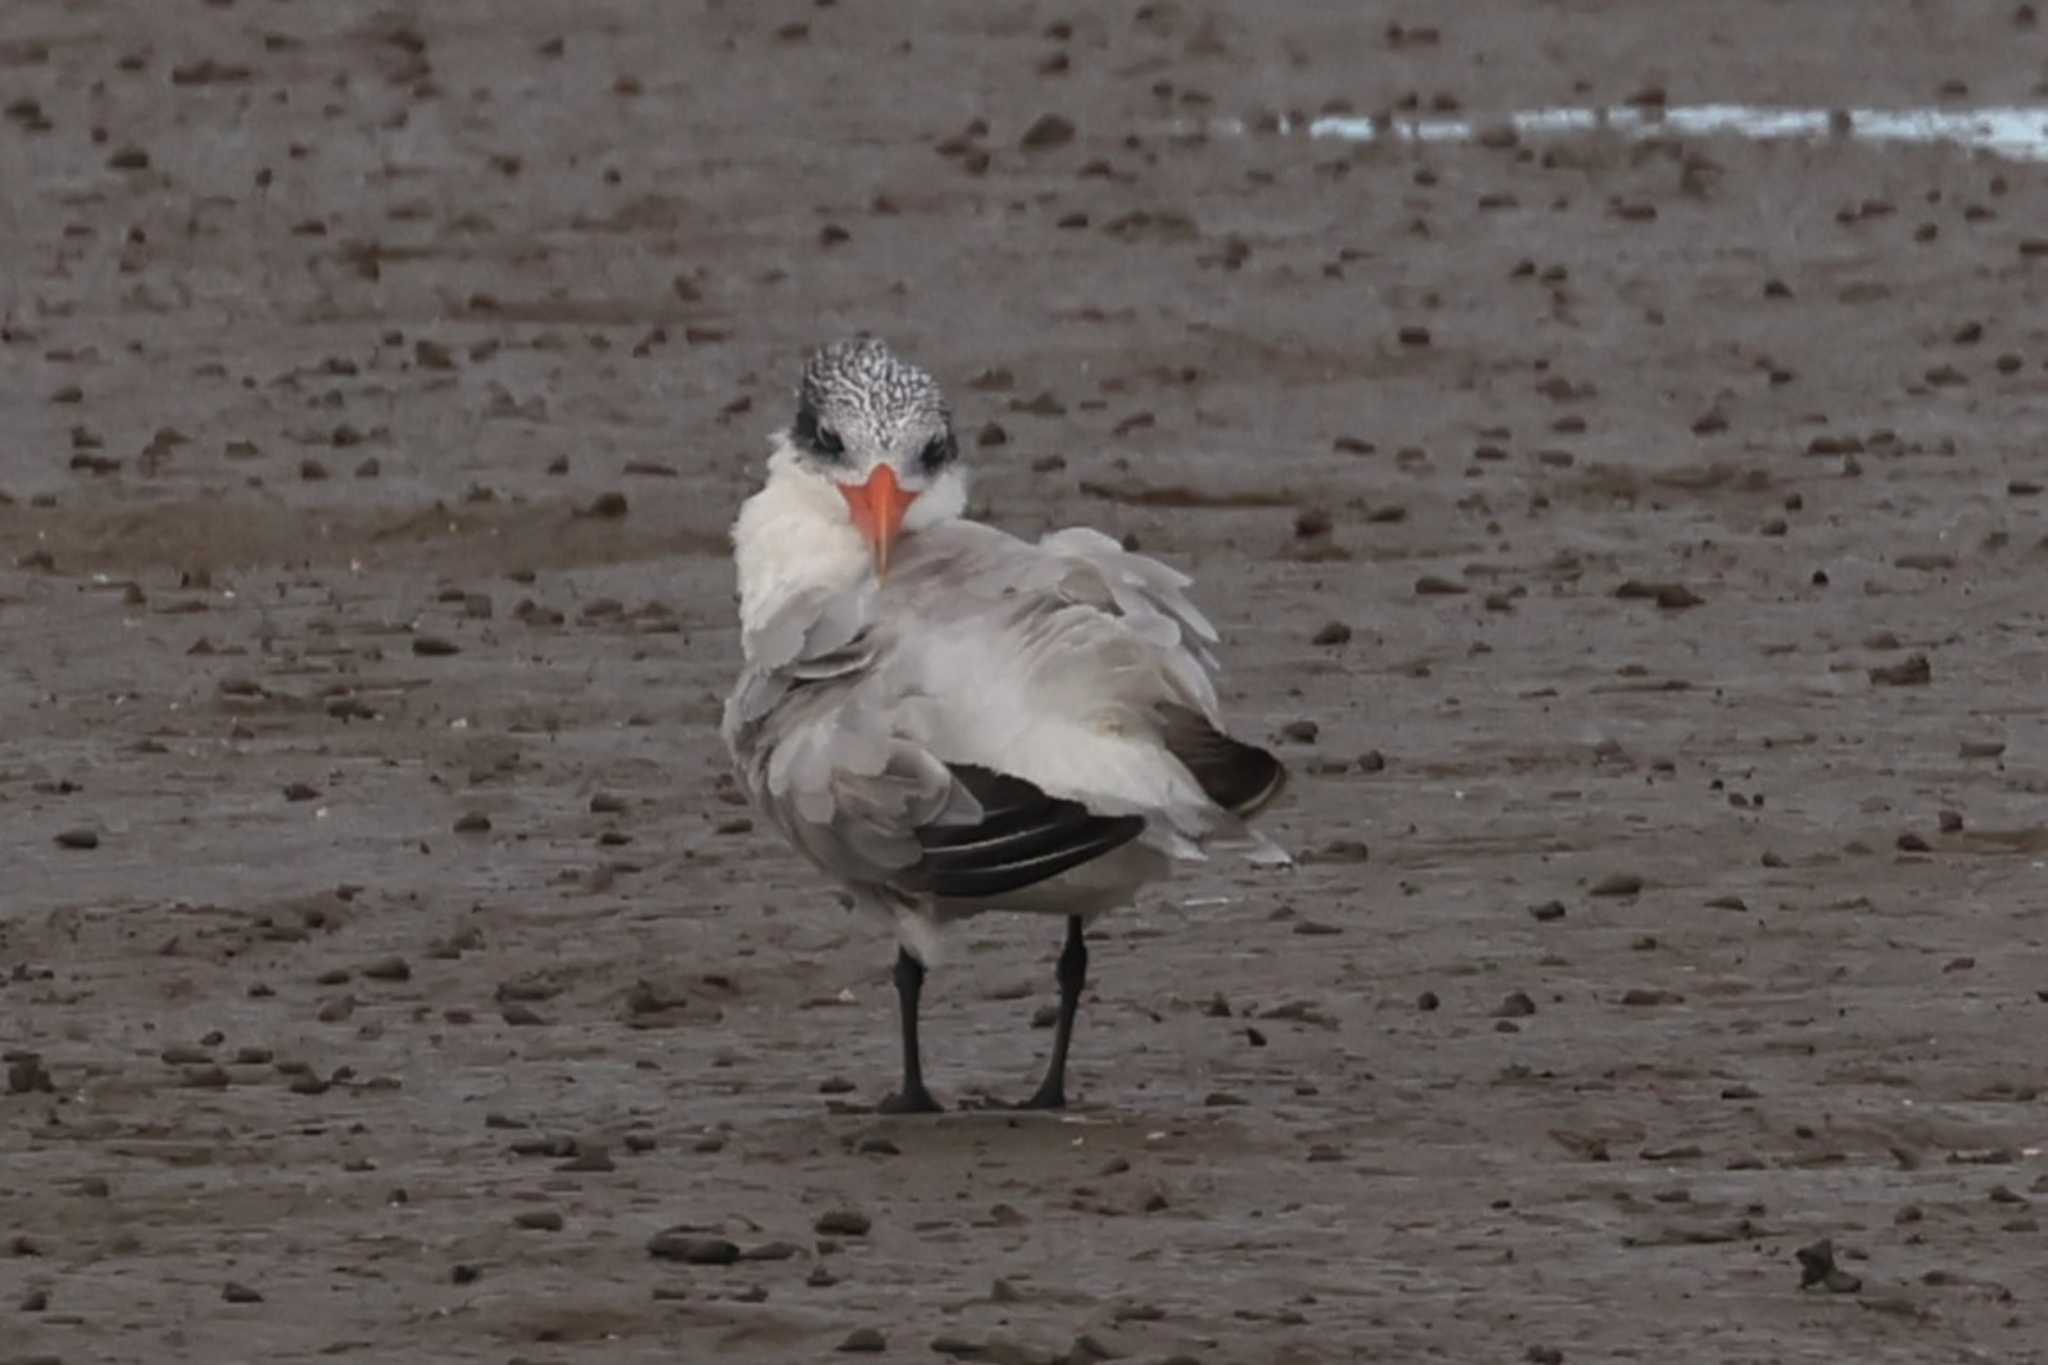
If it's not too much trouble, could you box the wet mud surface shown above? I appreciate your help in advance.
[4,3,2048,1362]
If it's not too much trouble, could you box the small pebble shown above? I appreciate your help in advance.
[1019,113,1076,150]
[648,1230,739,1264]
[1795,1238,1861,1293]
[814,1209,871,1237]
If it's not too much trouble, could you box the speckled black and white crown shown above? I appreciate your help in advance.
[796,336,951,435]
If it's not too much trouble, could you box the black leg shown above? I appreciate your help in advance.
[878,948,942,1115]
[1018,916,1087,1110]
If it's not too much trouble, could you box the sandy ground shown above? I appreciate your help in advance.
[5,2,2048,1362]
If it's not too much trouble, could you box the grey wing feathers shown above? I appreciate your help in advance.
[1037,526,1221,713]
[724,573,1145,900]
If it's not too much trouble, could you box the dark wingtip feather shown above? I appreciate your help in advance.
[1157,705,1288,817]
[913,765,1145,900]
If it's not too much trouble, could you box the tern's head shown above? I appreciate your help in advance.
[776,336,966,574]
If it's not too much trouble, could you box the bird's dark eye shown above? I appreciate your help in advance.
[792,404,844,461]
[917,432,955,475]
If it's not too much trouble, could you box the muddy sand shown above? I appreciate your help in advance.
[5,2,2048,1362]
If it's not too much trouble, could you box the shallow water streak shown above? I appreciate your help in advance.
[1304,104,2048,162]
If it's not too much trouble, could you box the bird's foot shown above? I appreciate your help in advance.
[1007,1080,1067,1112]
[877,1084,944,1116]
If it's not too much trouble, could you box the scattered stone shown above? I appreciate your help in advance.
[740,1240,802,1261]
[1869,654,1931,687]
[7,1054,55,1094]
[360,956,411,982]
[1528,900,1566,922]
[1795,1238,1862,1293]
[1615,579,1704,609]
[814,1209,871,1237]
[1299,839,1367,867]
[454,811,492,833]
[412,635,460,657]
[53,827,99,850]
[648,1229,740,1264]
[1495,991,1536,1018]
[513,1209,564,1231]
[838,1327,887,1353]
[1019,113,1076,150]
[1589,873,1644,897]
[222,1281,264,1303]
[1312,620,1352,646]
[1620,988,1684,1006]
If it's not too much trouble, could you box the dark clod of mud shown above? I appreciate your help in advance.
[1019,113,1075,150]
[1795,1238,1863,1293]
[1869,654,1932,687]
[7,1054,56,1094]
[815,1209,872,1237]
[1312,620,1352,645]
[648,1230,740,1264]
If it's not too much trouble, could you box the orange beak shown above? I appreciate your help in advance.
[838,465,918,574]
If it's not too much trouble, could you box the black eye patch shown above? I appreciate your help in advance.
[917,431,956,475]
[792,404,845,460]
